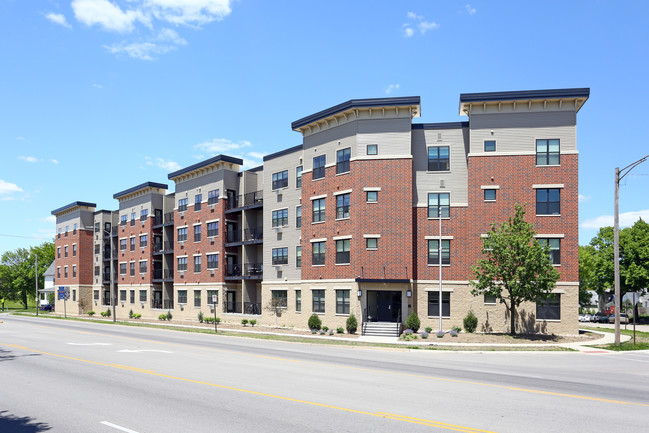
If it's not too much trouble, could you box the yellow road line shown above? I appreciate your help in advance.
[1,341,492,433]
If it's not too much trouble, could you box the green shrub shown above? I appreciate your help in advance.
[241,319,248,326]
[452,325,462,333]
[425,326,433,333]
[198,311,204,323]
[87,311,95,317]
[322,326,329,332]
[405,312,420,332]
[166,311,172,321]
[336,327,344,334]
[436,331,445,338]
[158,314,167,321]
[100,311,107,317]
[133,313,141,319]
[204,316,214,324]
[249,319,256,327]
[308,314,322,330]
[346,314,358,334]
[463,310,478,333]
[215,317,221,324]
[128,309,134,319]
[105,308,111,317]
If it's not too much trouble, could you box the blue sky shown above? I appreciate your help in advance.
[1,0,648,255]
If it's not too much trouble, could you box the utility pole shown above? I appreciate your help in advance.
[35,254,38,316]
[110,230,116,322]
[438,206,443,334]
[614,154,648,346]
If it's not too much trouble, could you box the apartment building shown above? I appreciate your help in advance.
[52,88,588,334]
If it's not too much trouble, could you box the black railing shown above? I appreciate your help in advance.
[153,241,174,253]
[244,302,261,315]
[164,299,174,310]
[243,227,263,242]
[226,300,241,313]
[227,231,242,243]
[154,215,163,225]
[244,263,263,276]
[226,196,239,210]
[226,263,242,276]
[151,300,162,309]
[164,212,174,224]
[243,190,263,206]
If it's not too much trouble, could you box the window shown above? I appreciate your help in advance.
[73,223,77,234]
[73,244,77,256]
[296,246,302,268]
[140,290,147,302]
[336,239,350,264]
[207,254,218,269]
[272,247,288,265]
[538,238,561,265]
[336,148,351,174]
[140,234,148,247]
[272,290,288,308]
[140,209,148,221]
[178,227,188,242]
[65,225,69,235]
[367,144,378,155]
[428,146,450,171]
[57,267,60,279]
[312,241,325,265]
[484,294,497,304]
[130,262,135,276]
[95,244,100,255]
[120,215,127,226]
[72,265,77,278]
[178,198,188,212]
[312,290,325,313]
[208,189,219,205]
[130,290,135,304]
[120,290,126,302]
[95,266,100,276]
[336,194,350,219]
[177,257,188,272]
[94,290,99,300]
[484,189,497,201]
[428,193,450,218]
[194,290,201,307]
[64,266,68,278]
[57,247,60,258]
[194,225,202,242]
[366,238,378,249]
[65,246,68,257]
[178,290,187,304]
[336,290,350,315]
[207,221,219,237]
[536,139,560,166]
[120,239,127,250]
[272,170,289,189]
[366,191,378,203]
[536,188,560,215]
[272,209,288,227]
[95,222,100,233]
[290,206,299,230]
[428,239,450,265]
[207,290,218,304]
[484,140,496,152]
[194,255,202,273]
[139,261,147,273]
[537,293,561,320]
[313,155,326,180]
[296,166,303,188]
[428,291,450,317]
[72,289,76,302]
[130,237,135,251]
[120,263,127,275]
[194,194,202,211]
[296,290,302,312]
[312,198,325,223]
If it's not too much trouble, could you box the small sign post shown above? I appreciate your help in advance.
[212,294,218,333]
[58,286,70,318]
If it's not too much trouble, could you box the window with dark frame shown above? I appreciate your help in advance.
[120,290,126,301]
[194,255,202,273]
[296,246,301,267]
[207,221,218,237]
[177,257,188,272]
[73,244,77,256]
[366,144,378,155]
[335,239,350,264]
[366,238,378,249]
[336,148,351,174]
[207,254,218,269]
[120,263,127,275]
[178,198,188,212]
[484,189,497,201]
[313,155,326,180]
[130,237,135,251]
[536,293,561,320]
[536,188,560,215]
[178,290,187,304]
[178,227,188,242]
[336,194,350,219]
[194,290,201,307]
[428,146,450,171]
[296,166,303,188]
[130,262,135,276]
[139,261,147,273]
[72,265,76,277]
[428,193,450,218]
[538,238,561,265]
[312,241,325,265]
[428,291,450,317]
[484,140,496,152]
[140,209,148,221]
[207,290,217,304]
[296,206,302,228]
[194,224,202,242]
[336,290,350,314]
[130,212,136,226]
[428,239,450,265]
[208,189,219,205]
[272,170,289,190]
[272,290,288,308]
[296,290,302,312]
[312,289,325,313]
[536,139,560,166]
[312,198,325,222]
[65,246,68,257]
[130,290,135,304]
[120,239,127,250]
[194,194,202,211]
[121,215,127,226]
[272,247,289,265]
[272,209,288,227]
[366,191,378,203]
[140,234,148,247]
[140,290,147,302]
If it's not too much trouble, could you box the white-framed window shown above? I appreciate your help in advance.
[336,148,351,174]
[272,170,289,189]
[428,146,450,171]
[272,209,288,227]
[428,193,450,218]
[366,144,378,155]
[272,247,288,265]
[428,291,450,317]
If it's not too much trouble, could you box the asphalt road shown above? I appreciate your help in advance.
[1,314,648,433]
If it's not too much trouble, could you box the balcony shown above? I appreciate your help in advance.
[153,269,174,282]
[225,190,263,212]
[243,302,261,315]
[153,241,174,254]
[151,299,175,310]
[243,227,263,243]
[225,300,241,314]
[226,231,242,244]
[225,263,262,280]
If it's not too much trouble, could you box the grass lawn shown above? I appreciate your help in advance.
[1,299,39,312]
[583,326,649,351]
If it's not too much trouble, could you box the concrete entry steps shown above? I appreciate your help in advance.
[362,321,401,337]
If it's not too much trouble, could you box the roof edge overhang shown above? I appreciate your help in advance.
[113,181,168,200]
[51,201,96,216]
[168,154,243,181]
[459,87,590,115]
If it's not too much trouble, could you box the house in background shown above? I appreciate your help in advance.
[40,261,56,306]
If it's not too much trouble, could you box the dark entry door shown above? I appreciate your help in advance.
[226,291,236,313]
[369,291,402,322]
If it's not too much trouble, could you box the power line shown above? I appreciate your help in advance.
[0,233,53,240]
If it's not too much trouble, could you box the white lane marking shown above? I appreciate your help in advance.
[100,421,140,433]
[68,343,112,346]
[117,349,173,353]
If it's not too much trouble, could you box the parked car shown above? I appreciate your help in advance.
[39,304,53,311]
[578,314,586,322]
[608,313,630,324]
[593,312,610,323]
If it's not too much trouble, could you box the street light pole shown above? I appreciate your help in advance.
[110,230,116,323]
[438,206,443,334]
[35,254,38,317]
[614,154,648,346]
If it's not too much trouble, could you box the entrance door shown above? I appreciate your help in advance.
[368,291,402,322]
[227,189,237,209]
[226,291,236,313]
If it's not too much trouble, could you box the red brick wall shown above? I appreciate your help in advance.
[115,218,155,286]
[54,228,93,285]
[301,158,413,280]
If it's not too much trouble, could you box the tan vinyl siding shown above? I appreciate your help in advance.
[356,118,412,157]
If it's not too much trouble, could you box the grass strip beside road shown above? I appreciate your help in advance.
[582,326,649,351]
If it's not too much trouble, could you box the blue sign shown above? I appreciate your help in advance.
[57,286,70,301]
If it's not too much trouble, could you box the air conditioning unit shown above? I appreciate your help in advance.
[210,270,215,276]
[210,204,215,210]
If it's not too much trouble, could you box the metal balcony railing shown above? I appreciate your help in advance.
[164,212,174,224]
[227,231,242,243]
[243,227,263,242]
[244,302,261,315]
[244,263,263,276]
[226,300,241,314]
[226,263,242,277]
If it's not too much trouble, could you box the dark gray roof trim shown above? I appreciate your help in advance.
[412,122,469,130]
[263,144,303,162]
[113,181,168,199]
[459,88,590,103]
[291,96,421,130]
[93,209,114,215]
[168,154,243,179]
[247,165,264,172]
[51,201,96,215]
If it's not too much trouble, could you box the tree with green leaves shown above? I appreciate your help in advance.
[0,242,55,308]
[620,218,649,296]
[470,204,560,335]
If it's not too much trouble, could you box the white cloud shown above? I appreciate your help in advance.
[92,83,103,88]
[45,12,72,29]
[465,4,477,15]
[247,151,267,160]
[194,138,252,154]
[578,194,590,203]
[407,11,422,20]
[581,209,649,230]
[403,12,439,37]
[18,155,39,163]
[144,156,181,171]
[403,27,414,38]
[385,84,400,94]
[43,215,57,224]
[51,159,59,164]
[0,180,23,195]
[105,28,187,60]
[72,0,148,33]
[418,21,439,34]
[146,0,232,26]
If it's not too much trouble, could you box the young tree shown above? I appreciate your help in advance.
[620,218,649,297]
[470,204,560,335]
[0,242,55,308]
